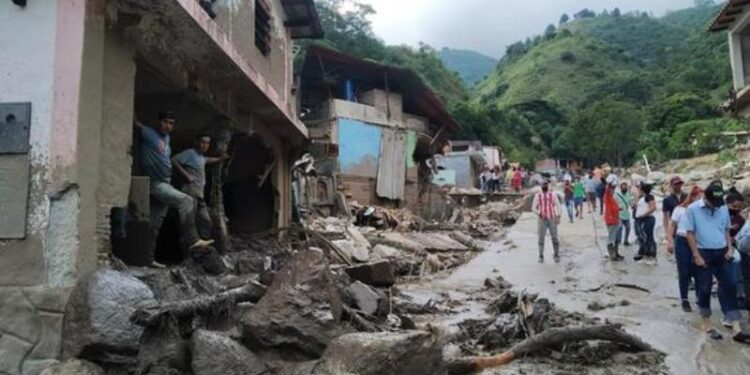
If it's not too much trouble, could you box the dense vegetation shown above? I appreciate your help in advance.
[437,48,498,87]
[306,0,748,167]
[470,1,748,166]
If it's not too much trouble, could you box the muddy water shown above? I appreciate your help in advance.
[402,210,750,375]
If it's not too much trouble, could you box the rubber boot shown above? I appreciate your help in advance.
[614,244,624,261]
[607,244,616,260]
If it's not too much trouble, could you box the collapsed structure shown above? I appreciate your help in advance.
[298,45,460,215]
[0,0,322,373]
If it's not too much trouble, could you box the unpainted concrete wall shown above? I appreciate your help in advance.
[213,0,293,106]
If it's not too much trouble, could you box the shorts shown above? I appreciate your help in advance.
[586,192,597,203]
[574,197,584,206]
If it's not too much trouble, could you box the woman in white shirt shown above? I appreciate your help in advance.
[634,183,657,262]
[666,186,703,312]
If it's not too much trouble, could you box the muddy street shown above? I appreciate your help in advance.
[400,207,750,375]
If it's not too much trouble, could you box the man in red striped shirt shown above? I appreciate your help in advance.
[533,180,563,263]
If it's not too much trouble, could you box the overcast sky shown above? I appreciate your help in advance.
[355,0,699,58]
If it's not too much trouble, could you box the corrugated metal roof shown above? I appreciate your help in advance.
[709,0,750,32]
[301,45,461,133]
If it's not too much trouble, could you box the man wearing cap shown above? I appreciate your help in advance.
[135,111,213,267]
[663,176,687,244]
[685,182,750,344]
[532,180,563,263]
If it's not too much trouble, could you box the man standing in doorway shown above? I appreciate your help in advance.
[135,111,213,267]
[663,176,687,241]
[533,180,563,263]
[172,134,228,240]
[685,182,750,344]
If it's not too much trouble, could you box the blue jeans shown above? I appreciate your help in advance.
[635,216,656,257]
[694,248,741,322]
[565,199,574,222]
[674,236,695,301]
[617,218,631,245]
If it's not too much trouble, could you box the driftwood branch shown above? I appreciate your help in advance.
[447,325,654,374]
[131,281,266,327]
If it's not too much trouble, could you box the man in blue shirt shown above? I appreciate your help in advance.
[685,182,749,344]
[135,111,212,267]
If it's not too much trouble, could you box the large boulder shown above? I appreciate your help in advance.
[347,281,380,315]
[39,360,103,375]
[61,269,156,360]
[315,331,446,375]
[191,330,267,375]
[241,249,350,356]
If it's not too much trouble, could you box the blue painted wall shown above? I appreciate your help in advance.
[338,118,382,177]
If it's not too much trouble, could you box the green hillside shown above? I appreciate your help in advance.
[438,48,498,87]
[463,3,745,166]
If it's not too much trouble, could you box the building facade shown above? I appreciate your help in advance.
[298,46,459,212]
[0,0,320,373]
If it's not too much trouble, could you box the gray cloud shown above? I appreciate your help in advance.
[359,0,699,57]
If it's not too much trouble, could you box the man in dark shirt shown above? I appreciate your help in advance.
[663,176,687,242]
[135,111,213,267]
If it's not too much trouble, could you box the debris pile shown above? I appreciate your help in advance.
[443,276,668,374]
[53,194,638,375]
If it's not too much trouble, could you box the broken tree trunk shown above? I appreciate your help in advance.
[447,325,654,375]
[131,281,266,327]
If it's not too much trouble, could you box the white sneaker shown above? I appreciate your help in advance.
[189,239,215,249]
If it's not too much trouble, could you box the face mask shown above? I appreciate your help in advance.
[542,186,549,192]
[730,209,741,216]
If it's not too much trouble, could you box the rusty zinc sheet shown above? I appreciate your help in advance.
[376,128,407,200]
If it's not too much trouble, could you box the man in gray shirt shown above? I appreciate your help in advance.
[172,134,228,239]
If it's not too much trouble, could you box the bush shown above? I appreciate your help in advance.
[561,51,576,62]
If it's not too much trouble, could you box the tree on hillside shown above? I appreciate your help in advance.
[544,24,557,39]
[575,8,597,19]
[612,8,621,17]
[564,99,644,166]
[601,9,610,17]
[560,14,570,25]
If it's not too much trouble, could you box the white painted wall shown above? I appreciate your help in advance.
[0,1,58,238]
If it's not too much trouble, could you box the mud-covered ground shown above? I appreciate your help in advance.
[398,207,750,375]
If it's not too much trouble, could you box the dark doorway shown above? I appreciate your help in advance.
[224,133,275,234]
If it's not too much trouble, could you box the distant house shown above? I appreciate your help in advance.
[710,0,750,116]
[433,141,487,190]
[299,45,459,209]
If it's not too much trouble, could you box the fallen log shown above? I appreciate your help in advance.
[447,324,654,375]
[131,281,266,327]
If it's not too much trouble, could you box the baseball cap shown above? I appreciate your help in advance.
[705,182,725,207]
[670,176,684,186]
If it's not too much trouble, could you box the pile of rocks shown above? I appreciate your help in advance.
[52,241,451,375]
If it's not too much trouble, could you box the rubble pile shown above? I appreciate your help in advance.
[51,200,531,375]
[444,276,668,374]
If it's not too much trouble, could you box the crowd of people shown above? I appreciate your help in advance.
[479,164,529,193]
[529,168,750,345]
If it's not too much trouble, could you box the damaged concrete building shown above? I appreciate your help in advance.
[298,46,460,214]
[0,0,322,373]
